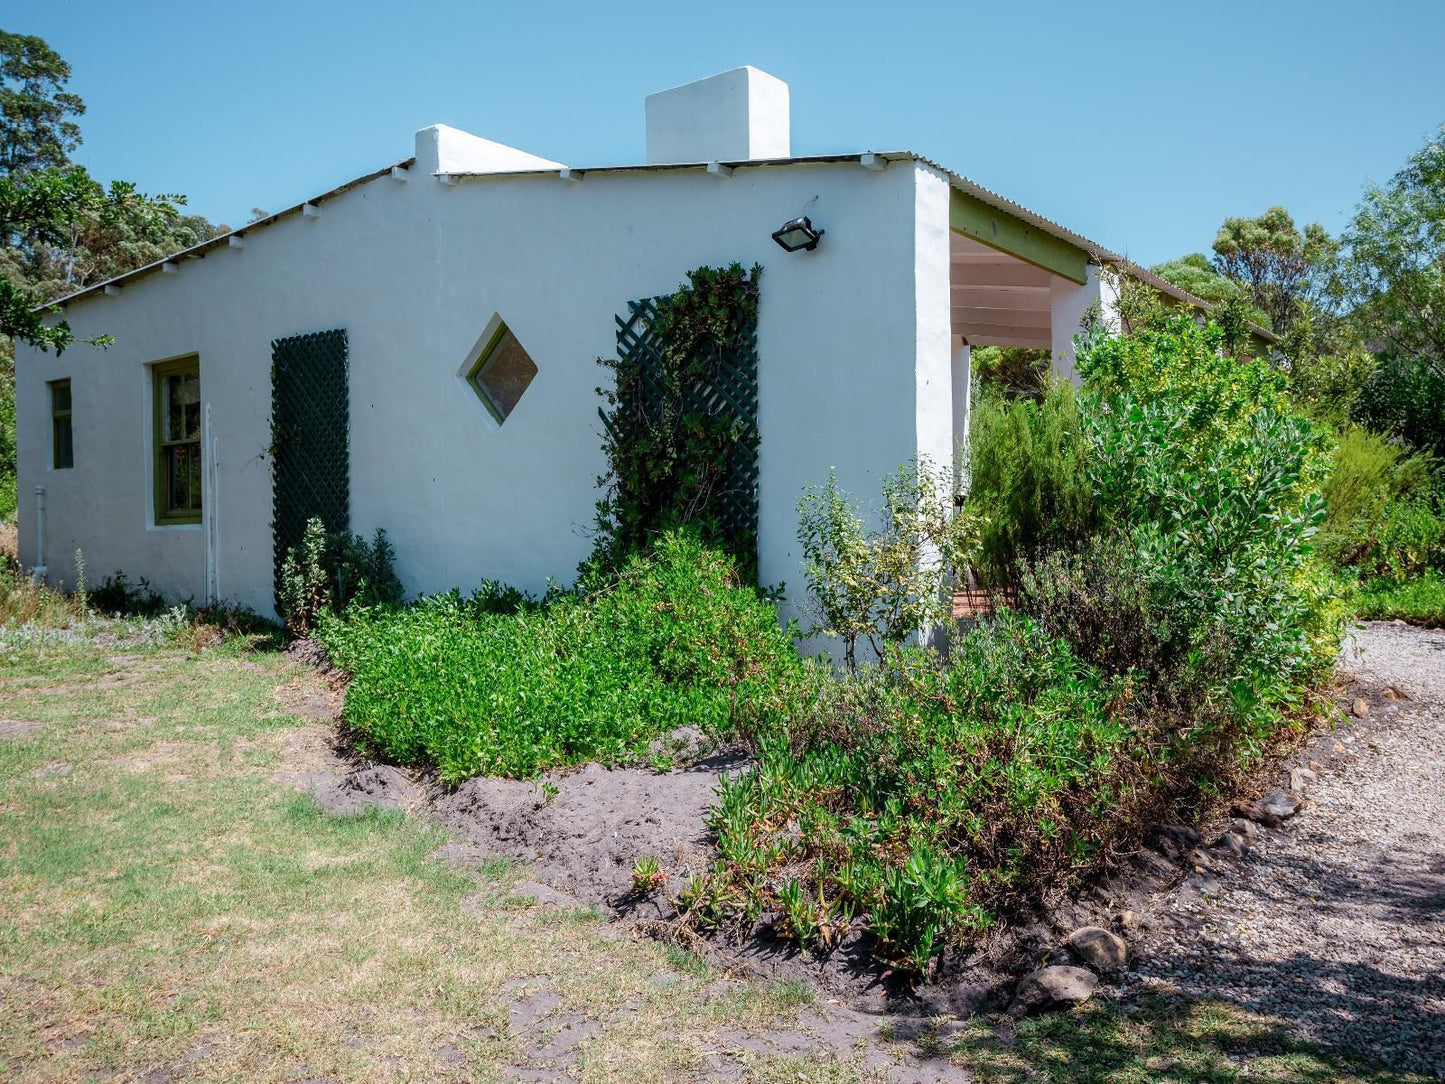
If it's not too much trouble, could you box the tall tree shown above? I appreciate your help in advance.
[1341,125,1445,377]
[1212,206,1338,335]
[0,31,83,175]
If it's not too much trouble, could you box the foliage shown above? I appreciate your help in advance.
[1339,125,1445,388]
[964,381,1095,585]
[591,264,761,580]
[695,315,1346,976]
[88,569,167,617]
[969,345,1050,398]
[279,516,402,636]
[796,460,980,671]
[692,614,1159,975]
[1212,206,1338,336]
[1078,316,1341,675]
[278,518,330,636]
[1353,351,1445,458]
[1356,570,1445,628]
[319,532,799,781]
[324,526,402,610]
[0,30,83,174]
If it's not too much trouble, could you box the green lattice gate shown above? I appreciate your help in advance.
[271,329,349,607]
[611,292,760,575]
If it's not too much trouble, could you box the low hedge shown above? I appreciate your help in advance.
[318,533,798,781]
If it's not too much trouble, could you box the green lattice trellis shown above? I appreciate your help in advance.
[271,329,349,607]
[600,266,760,578]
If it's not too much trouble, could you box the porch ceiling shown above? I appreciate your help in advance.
[950,233,1053,351]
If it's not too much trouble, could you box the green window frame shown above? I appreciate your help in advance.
[49,379,73,469]
[152,357,202,524]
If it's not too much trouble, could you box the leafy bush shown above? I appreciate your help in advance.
[1357,570,1445,627]
[88,570,167,617]
[965,382,1095,585]
[1353,352,1445,458]
[279,517,403,636]
[689,612,1224,975]
[319,532,799,781]
[796,459,980,671]
[695,315,1348,976]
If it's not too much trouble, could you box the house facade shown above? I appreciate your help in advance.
[16,67,1189,623]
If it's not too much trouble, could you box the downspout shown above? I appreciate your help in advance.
[32,485,47,585]
[204,403,219,604]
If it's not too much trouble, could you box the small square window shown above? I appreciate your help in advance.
[50,379,73,469]
[467,324,538,424]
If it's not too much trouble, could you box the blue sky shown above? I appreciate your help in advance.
[11,0,1445,266]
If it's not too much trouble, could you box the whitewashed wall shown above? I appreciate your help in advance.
[16,150,949,629]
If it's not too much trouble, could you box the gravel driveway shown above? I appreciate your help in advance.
[1125,621,1445,1079]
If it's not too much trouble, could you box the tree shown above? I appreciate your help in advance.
[1340,125,1445,379]
[0,31,83,175]
[1212,206,1338,335]
[1151,252,1239,306]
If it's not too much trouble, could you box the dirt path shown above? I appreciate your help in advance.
[1124,621,1445,1079]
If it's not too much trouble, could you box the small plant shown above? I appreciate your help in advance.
[797,458,981,671]
[279,517,330,636]
[631,856,667,895]
[73,548,87,608]
[280,518,404,636]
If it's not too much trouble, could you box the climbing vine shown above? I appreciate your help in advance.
[589,263,762,581]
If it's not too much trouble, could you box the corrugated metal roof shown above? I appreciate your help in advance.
[37,147,1274,343]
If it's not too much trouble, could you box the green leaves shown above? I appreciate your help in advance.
[319,532,798,782]
[797,459,982,671]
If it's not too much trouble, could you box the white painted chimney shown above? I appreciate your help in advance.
[645,66,791,164]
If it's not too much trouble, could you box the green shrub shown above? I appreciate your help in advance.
[1357,570,1445,626]
[692,612,1198,975]
[1317,427,1435,565]
[280,517,403,636]
[699,316,1348,976]
[964,382,1095,585]
[319,532,799,781]
[796,459,981,671]
[88,570,167,616]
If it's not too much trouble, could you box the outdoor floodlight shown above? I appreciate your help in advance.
[771,216,824,252]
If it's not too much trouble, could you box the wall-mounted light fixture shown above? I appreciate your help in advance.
[771,216,824,252]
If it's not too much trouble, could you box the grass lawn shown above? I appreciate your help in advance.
[0,623,1427,1083]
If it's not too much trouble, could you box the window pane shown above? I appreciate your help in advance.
[54,416,73,469]
[51,381,70,413]
[473,328,538,422]
[165,441,202,515]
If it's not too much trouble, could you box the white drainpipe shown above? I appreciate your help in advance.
[32,485,47,585]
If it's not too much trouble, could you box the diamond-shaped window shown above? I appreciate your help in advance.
[467,323,538,424]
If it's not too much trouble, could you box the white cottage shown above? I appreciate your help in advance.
[15,67,1207,622]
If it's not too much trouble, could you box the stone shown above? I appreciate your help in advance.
[1235,789,1301,828]
[1290,766,1318,792]
[1353,697,1370,718]
[1067,926,1127,970]
[1012,965,1098,1013]
[1259,789,1301,820]
[1382,685,1406,701]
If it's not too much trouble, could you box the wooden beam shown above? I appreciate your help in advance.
[950,285,1051,309]
[963,330,1052,349]
[950,188,1088,284]
[950,263,1053,288]
[953,306,1051,329]
[952,318,1055,342]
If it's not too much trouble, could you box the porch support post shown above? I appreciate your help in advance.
[1050,264,1119,384]
[951,337,971,471]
